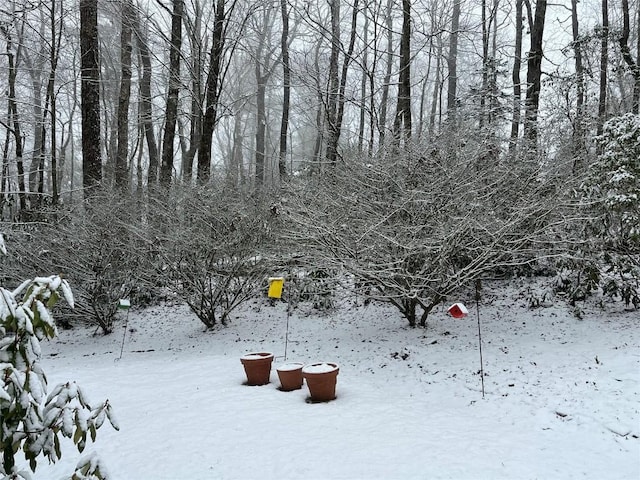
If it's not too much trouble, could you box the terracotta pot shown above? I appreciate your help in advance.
[276,362,304,391]
[302,362,339,402]
[240,352,274,385]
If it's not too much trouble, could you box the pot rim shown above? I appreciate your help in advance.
[302,362,339,375]
[240,352,274,361]
[277,362,305,372]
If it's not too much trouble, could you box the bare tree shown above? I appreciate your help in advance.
[619,0,640,113]
[115,0,134,189]
[378,0,394,146]
[252,3,281,186]
[278,0,290,179]
[0,20,27,213]
[160,0,183,186]
[597,0,608,136]
[446,0,461,125]
[198,0,238,184]
[392,0,411,143]
[182,0,206,184]
[523,0,547,151]
[570,0,585,169]
[132,5,158,186]
[325,0,360,164]
[508,0,523,156]
[80,0,102,189]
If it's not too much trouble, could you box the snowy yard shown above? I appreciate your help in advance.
[35,280,639,480]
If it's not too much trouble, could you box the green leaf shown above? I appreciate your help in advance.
[46,291,60,309]
[54,433,61,459]
[73,426,82,444]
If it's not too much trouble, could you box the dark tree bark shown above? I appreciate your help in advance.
[278,0,290,179]
[509,0,523,156]
[325,0,340,164]
[198,0,227,184]
[24,52,44,200]
[255,72,267,185]
[523,0,547,150]
[378,0,393,145]
[160,0,183,186]
[254,6,281,187]
[620,0,640,113]
[116,0,134,189]
[183,0,203,184]
[428,34,443,137]
[358,8,369,152]
[1,25,27,213]
[133,7,159,185]
[446,0,461,125]
[44,0,64,205]
[392,0,412,143]
[80,0,102,189]
[571,0,586,169]
[326,0,360,164]
[597,0,608,136]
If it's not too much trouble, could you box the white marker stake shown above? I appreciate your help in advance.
[117,298,131,361]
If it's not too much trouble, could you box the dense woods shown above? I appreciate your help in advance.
[0,0,638,330]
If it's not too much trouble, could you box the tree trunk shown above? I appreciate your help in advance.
[392,0,412,144]
[255,76,267,186]
[446,0,461,125]
[27,65,44,200]
[523,0,547,152]
[116,0,134,189]
[325,0,341,164]
[311,41,324,172]
[80,0,102,189]
[571,0,585,170]
[183,0,203,184]
[509,0,523,156]
[47,0,63,205]
[1,23,28,214]
[160,0,183,186]
[417,37,433,138]
[133,8,159,185]
[597,0,608,136]
[378,0,393,146]
[326,0,359,164]
[428,36,443,137]
[278,0,290,179]
[620,0,640,113]
[198,0,227,184]
[358,9,369,153]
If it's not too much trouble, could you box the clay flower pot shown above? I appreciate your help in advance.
[240,352,274,386]
[302,362,339,402]
[276,362,304,391]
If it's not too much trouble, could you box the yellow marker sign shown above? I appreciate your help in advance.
[268,277,284,299]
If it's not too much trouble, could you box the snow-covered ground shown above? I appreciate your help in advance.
[35,280,639,480]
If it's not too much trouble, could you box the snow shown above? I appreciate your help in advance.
[276,362,304,372]
[30,280,640,480]
[302,362,339,374]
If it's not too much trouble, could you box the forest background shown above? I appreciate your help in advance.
[0,0,638,334]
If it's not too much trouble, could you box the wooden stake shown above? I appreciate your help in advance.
[475,279,486,398]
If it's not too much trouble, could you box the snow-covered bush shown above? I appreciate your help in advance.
[158,187,275,328]
[2,191,162,334]
[0,274,118,479]
[284,148,563,327]
[578,113,640,308]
